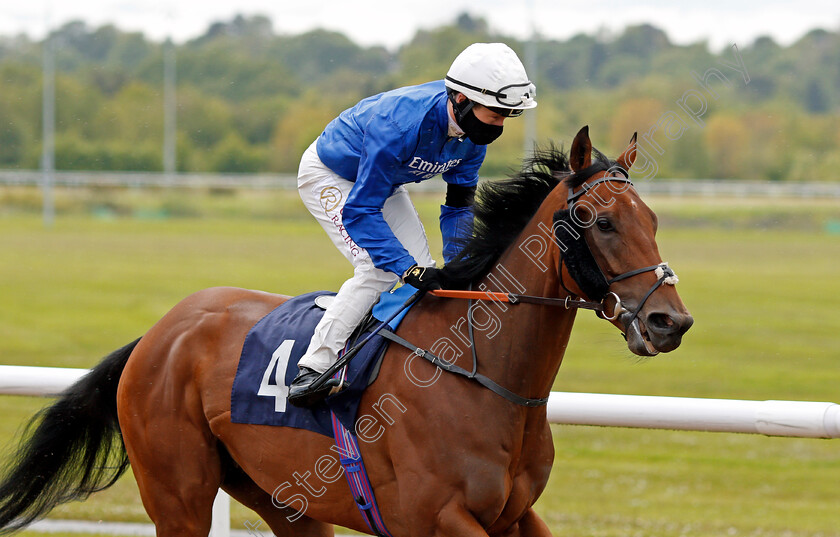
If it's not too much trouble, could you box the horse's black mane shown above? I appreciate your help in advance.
[440,144,614,288]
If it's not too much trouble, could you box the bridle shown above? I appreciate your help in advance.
[554,167,679,331]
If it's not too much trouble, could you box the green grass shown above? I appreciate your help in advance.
[1,187,839,536]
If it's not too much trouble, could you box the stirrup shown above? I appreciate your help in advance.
[288,379,337,407]
[288,368,348,408]
[329,366,350,396]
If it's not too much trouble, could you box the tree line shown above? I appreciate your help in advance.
[1,13,839,180]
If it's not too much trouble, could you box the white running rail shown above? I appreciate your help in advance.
[2,364,838,537]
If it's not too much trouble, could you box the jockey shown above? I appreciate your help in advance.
[289,42,537,407]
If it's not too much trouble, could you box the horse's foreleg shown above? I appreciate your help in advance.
[423,502,492,537]
[405,496,552,537]
[428,505,552,537]
[494,508,553,537]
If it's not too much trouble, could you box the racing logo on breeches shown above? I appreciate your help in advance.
[319,186,342,212]
[318,186,360,258]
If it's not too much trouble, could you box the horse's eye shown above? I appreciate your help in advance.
[596,218,614,232]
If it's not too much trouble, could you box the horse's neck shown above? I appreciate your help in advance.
[467,187,577,399]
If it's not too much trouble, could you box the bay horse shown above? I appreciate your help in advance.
[0,126,692,536]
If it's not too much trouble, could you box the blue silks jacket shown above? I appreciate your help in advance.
[316,80,484,276]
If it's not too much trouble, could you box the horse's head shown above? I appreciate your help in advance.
[555,126,693,356]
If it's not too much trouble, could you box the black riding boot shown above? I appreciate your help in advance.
[288,366,339,408]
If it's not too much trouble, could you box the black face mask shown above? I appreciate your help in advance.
[452,97,503,145]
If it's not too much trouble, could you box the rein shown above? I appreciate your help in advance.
[377,282,613,408]
[430,289,622,320]
[398,286,619,408]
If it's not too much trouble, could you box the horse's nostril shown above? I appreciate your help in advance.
[647,313,677,334]
[647,312,693,336]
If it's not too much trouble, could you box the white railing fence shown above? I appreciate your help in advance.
[4,170,840,198]
[2,365,838,536]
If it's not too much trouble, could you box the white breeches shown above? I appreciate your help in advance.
[296,140,435,372]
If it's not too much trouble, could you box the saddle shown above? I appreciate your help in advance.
[230,289,408,537]
[229,287,418,435]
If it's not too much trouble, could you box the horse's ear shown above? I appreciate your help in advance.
[570,125,592,172]
[617,132,638,171]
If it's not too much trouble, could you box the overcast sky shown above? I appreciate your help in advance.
[2,0,840,51]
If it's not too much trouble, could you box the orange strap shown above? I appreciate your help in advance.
[429,289,512,302]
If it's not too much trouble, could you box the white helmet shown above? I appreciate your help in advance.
[445,43,537,115]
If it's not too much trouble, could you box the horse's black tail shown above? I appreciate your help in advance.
[0,338,140,533]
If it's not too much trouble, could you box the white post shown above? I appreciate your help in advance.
[209,490,231,537]
[522,0,537,158]
[163,35,177,182]
[41,2,56,227]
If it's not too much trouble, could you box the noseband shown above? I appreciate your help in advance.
[553,169,679,330]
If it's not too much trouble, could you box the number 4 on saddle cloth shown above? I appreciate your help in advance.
[230,287,416,537]
[230,285,417,435]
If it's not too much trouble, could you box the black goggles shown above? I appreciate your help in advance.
[486,105,523,118]
[449,92,524,120]
[445,76,533,112]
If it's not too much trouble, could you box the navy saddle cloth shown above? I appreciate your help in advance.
[230,291,393,437]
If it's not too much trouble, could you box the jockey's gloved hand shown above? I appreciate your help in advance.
[402,265,442,292]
